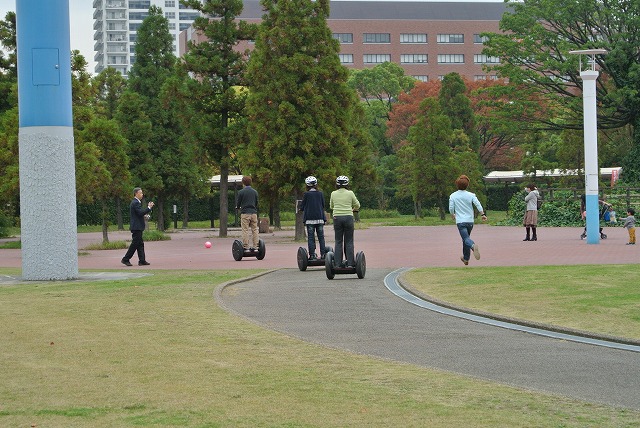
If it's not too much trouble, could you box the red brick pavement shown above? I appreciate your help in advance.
[1,224,637,270]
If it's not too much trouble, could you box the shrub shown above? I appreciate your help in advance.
[143,230,171,241]
[500,190,584,227]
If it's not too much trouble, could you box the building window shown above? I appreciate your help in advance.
[363,33,390,44]
[168,23,176,30]
[179,23,191,31]
[363,54,391,64]
[400,33,427,44]
[129,23,142,31]
[129,12,149,21]
[437,54,464,63]
[339,54,354,64]
[437,34,464,44]
[129,1,151,9]
[401,54,427,64]
[474,75,487,81]
[333,33,353,44]
[413,75,428,82]
[129,33,137,42]
[474,54,500,64]
[474,34,489,44]
[165,1,176,7]
[165,12,175,19]
[179,12,200,20]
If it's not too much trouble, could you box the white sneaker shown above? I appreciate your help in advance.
[472,244,481,260]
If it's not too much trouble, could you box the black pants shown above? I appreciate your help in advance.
[333,215,355,266]
[123,230,146,262]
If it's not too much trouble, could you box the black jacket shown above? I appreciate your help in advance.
[129,197,151,231]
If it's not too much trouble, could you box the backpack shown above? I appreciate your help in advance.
[536,194,543,210]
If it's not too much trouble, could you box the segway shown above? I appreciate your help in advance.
[324,250,366,279]
[232,239,266,261]
[297,246,334,271]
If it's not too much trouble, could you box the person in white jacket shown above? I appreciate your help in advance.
[523,183,540,241]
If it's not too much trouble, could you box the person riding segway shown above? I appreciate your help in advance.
[324,175,366,279]
[297,175,332,270]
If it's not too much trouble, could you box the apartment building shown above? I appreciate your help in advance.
[93,0,201,75]
[179,0,509,82]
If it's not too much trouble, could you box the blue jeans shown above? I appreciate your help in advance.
[333,215,355,266]
[306,223,326,257]
[457,222,475,261]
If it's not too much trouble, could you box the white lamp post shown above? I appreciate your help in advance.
[569,49,607,244]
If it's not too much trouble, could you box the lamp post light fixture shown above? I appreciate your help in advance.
[568,48,607,244]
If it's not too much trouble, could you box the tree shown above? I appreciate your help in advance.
[347,62,415,119]
[404,98,458,219]
[0,107,19,212]
[120,6,190,231]
[0,11,16,114]
[439,73,479,149]
[93,67,127,120]
[181,0,258,237]
[81,118,130,242]
[245,0,372,239]
[482,0,640,180]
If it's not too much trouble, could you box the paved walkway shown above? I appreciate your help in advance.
[1,224,637,271]
[218,268,640,410]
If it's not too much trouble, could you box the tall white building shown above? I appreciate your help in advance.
[93,0,200,75]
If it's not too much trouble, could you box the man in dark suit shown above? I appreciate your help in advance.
[121,187,154,266]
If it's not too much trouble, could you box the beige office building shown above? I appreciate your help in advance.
[180,0,508,82]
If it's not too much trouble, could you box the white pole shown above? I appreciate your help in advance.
[581,69,600,244]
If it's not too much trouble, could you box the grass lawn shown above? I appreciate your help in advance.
[403,264,640,341]
[1,268,638,427]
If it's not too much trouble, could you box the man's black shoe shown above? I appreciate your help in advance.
[121,259,133,267]
[138,261,151,266]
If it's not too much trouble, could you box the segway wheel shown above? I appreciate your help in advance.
[355,251,366,279]
[232,239,244,261]
[601,233,607,239]
[297,247,308,271]
[256,239,266,260]
[325,251,335,280]
[322,246,334,259]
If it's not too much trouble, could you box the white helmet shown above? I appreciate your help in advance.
[336,175,349,186]
[305,176,317,186]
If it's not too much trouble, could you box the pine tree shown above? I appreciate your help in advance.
[182,0,258,236]
[245,0,371,237]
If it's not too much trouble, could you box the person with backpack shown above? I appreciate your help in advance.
[523,183,540,241]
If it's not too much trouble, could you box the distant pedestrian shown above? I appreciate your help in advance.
[236,176,260,251]
[620,208,636,245]
[523,183,540,241]
[122,187,154,266]
[300,176,327,260]
[449,175,486,265]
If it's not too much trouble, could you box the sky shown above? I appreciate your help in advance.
[0,0,503,76]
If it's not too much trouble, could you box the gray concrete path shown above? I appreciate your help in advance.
[218,268,640,410]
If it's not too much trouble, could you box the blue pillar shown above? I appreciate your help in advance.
[16,0,78,280]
